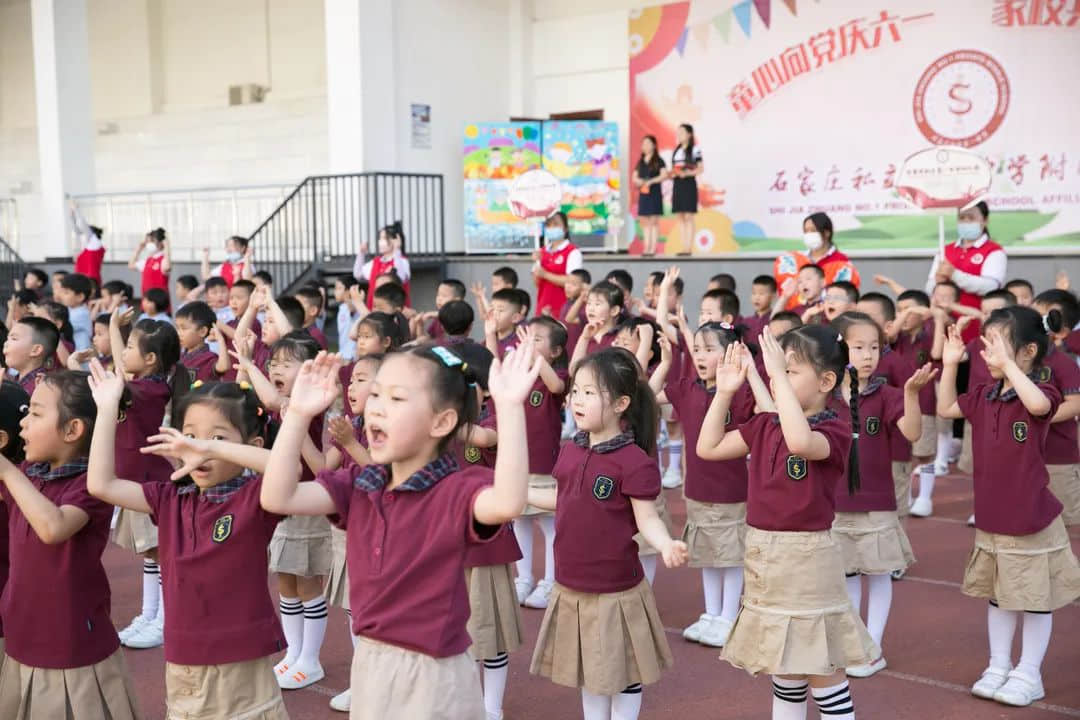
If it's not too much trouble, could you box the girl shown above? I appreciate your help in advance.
[633,134,666,255]
[938,308,1080,707]
[0,381,30,664]
[513,317,569,609]
[109,311,184,651]
[261,344,540,720]
[528,346,688,720]
[697,327,877,720]
[570,280,624,368]
[37,299,75,368]
[831,312,925,677]
[88,371,290,719]
[0,371,140,719]
[356,221,411,309]
[351,311,406,355]
[670,123,702,254]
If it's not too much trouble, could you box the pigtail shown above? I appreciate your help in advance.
[846,364,861,495]
[629,375,660,458]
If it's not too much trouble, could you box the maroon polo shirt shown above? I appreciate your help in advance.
[0,505,7,638]
[834,381,904,512]
[1043,349,1080,464]
[316,462,497,658]
[305,325,328,350]
[0,465,118,669]
[525,370,569,474]
[144,475,286,665]
[559,300,587,353]
[957,379,1063,536]
[893,322,937,415]
[181,345,221,383]
[966,337,991,388]
[740,312,771,343]
[451,399,497,470]
[271,411,324,483]
[874,348,914,464]
[117,377,173,484]
[495,331,519,359]
[551,434,660,593]
[666,377,753,504]
[1065,331,1080,357]
[585,327,619,356]
[17,366,48,396]
[739,411,851,532]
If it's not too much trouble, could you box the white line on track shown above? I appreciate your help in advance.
[881,669,1080,717]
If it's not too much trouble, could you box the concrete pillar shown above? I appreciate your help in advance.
[508,0,534,118]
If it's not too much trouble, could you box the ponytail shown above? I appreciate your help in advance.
[845,365,860,495]
[629,376,660,458]
[573,347,659,458]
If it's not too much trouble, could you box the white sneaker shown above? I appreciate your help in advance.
[967,514,976,526]
[117,615,149,643]
[514,577,535,605]
[661,464,683,489]
[934,461,949,475]
[846,657,887,678]
[523,579,554,609]
[909,496,933,517]
[971,665,1012,699]
[278,661,325,690]
[890,568,906,581]
[123,616,163,649]
[698,616,732,648]
[682,613,713,642]
[993,668,1045,707]
[329,687,351,712]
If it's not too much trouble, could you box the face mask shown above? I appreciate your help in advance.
[544,226,565,242]
[226,251,243,263]
[803,232,824,251]
[145,243,158,254]
[957,222,983,241]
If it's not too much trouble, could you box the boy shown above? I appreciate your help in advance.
[491,267,518,292]
[139,288,172,323]
[50,270,68,299]
[21,268,48,298]
[772,263,825,318]
[643,271,664,310]
[437,300,475,341]
[1004,278,1034,307]
[204,276,233,323]
[56,272,94,351]
[559,268,591,353]
[294,285,328,349]
[484,288,527,359]
[820,280,858,323]
[225,279,260,337]
[604,269,634,298]
[768,311,802,338]
[742,275,777,340]
[234,287,303,377]
[413,279,466,342]
[174,275,200,311]
[5,289,36,330]
[100,280,134,314]
[333,275,360,360]
[371,282,406,317]
[707,272,736,293]
[700,289,739,327]
[174,301,230,382]
[3,316,59,394]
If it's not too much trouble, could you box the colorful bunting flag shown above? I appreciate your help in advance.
[691,22,711,50]
[712,10,733,42]
[675,26,689,55]
[732,1,753,37]
[781,0,797,15]
[753,0,771,28]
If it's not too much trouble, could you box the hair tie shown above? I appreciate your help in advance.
[190,380,204,389]
[1042,314,1051,334]
[430,345,463,368]
[719,321,733,330]
[837,333,844,343]
[461,362,469,374]
[238,380,252,391]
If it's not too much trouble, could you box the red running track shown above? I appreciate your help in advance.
[109,470,1080,719]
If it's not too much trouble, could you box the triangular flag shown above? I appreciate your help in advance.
[675,26,689,55]
[732,2,753,37]
[781,0,797,15]
[692,22,711,50]
[712,11,733,42]
[753,0,771,28]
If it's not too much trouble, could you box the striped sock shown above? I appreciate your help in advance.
[279,597,304,664]
[811,681,855,718]
[141,560,160,620]
[297,598,328,667]
[772,677,808,720]
[482,653,509,717]
[345,608,358,649]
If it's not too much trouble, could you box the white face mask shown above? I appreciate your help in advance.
[803,232,824,252]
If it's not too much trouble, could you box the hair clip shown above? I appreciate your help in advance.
[430,345,463,368]
[1042,314,1051,333]
[461,362,469,374]
[837,333,844,342]
[191,380,204,389]
[719,321,734,330]
[238,380,252,391]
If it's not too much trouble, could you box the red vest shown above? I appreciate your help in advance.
[944,236,1003,342]
[141,253,169,295]
[220,260,247,288]
[74,247,105,285]
[536,242,577,317]
[366,254,410,309]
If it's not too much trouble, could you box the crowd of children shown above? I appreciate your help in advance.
[0,213,1076,720]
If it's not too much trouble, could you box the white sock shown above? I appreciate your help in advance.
[345,609,358,649]
[667,440,682,474]
[811,681,855,719]
[865,574,892,648]
[934,430,952,468]
[279,596,304,664]
[771,677,808,720]
[297,598,328,667]
[611,684,642,720]
[482,653,509,717]
[538,514,556,583]
[1017,612,1052,679]
[916,468,935,501]
[702,567,723,616]
[640,554,658,585]
[141,560,160,620]
[846,574,863,614]
[721,566,744,623]
[513,520,534,585]
[156,571,165,622]
[581,688,612,720]
[987,603,1019,671]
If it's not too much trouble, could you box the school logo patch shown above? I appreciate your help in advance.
[593,475,614,500]
[212,514,233,543]
[464,447,482,464]
[529,390,544,407]
[866,416,881,436]
[1012,421,1028,443]
[1038,366,1051,383]
[786,455,808,481]
[917,349,928,365]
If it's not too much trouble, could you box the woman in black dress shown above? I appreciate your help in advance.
[671,123,703,254]
[633,134,666,255]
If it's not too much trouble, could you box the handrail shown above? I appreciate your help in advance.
[69,182,299,199]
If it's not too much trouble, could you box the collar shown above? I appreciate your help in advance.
[26,458,89,482]
[572,430,635,453]
[177,470,255,503]
[353,453,459,493]
[859,375,887,396]
[986,369,1044,402]
[771,408,838,426]
[545,239,570,253]
[954,232,989,249]
[19,366,46,383]
[183,344,211,358]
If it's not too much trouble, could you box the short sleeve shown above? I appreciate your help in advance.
[1033,382,1062,422]
[141,481,172,525]
[564,248,583,274]
[731,384,756,424]
[315,467,357,530]
[663,376,694,416]
[58,477,112,524]
[621,456,661,500]
[737,412,770,454]
[956,387,982,420]
[693,146,703,163]
[818,419,852,471]
[881,386,905,427]
[1052,357,1080,395]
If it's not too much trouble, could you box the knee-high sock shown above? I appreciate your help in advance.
[640,554,658,585]
[537,514,556,583]
[581,689,612,720]
[513,520,534,584]
[721,566,744,623]
[482,653,509,717]
[934,430,952,467]
[811,681,855,719]
[345,608,358,649]
[771,677,808,720]
[987,603,1020,671]
[279,596,304,663]
[702,567,723,616]
[916,467,935,501]
[667,440,682,476]
[1017,612,1052,678]
[297,597,328,667]
[865,574,893,648]
[846,574,862,615]
[156,570,165,621]
[141,560,160,621]
[611,684,642,720]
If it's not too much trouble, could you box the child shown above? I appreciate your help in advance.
[768,311,802,338]
[175,301,230,383]
[570,281,624,367]
[0,371,140,719]
[485,288,528,359]
[233,288,303,377]
[37,300,75,367]
[744,275,777,340]
[605,269,634,300]
[202,235,252,287]
[295,285,329,349]
[21,268,47,298]
[4,289,36,331]
[205,276,233,324]
[492,266,518,292]
[559,268,591,355]
[528,346,687,720]
[130,227,171,298]
[3,317,58,395]
[50,269,68,298]
[700,289,739,327]
[87,373,288,719]
[697,326,877,720]
[91,312,122,370]
[434,300,474,344]
[56,272,94,351]
[831,312,925,676]
[708,273,736,292]
[819,281,858,323]
[225,279,260,339]
[773,264,826,317]
[139,287,171,323]
[414,278,466,342]
[334,275,360,360]
[174,274,200,311]
[352,311,406,356]
[0,381,28,659]
[371,281,407,317]
[939,308,1080,707]
[1004,279,1034,307]
[261,343,539,720]
[100,280,134,314]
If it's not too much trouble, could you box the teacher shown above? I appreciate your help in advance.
[671,123,703,255]
[354,221,411,308]
[802,212,859,285]
[531,211,583,317]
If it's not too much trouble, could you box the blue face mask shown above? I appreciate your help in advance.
[957,222,983,241]
[544,226,565,242]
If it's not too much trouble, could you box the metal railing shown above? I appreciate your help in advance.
[0,233,26,299]
[0,198,17,254]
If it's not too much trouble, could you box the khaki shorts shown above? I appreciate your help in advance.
[682,499,746,568]
[1048,463,1080,527]
[913,413,952,458]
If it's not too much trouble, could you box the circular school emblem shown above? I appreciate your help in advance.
[1038,366,1052,383]
[917,349,929,365]
[592,475,614,500]
[866,416,881,436]
[464,447,482,464]
[971,253,984,265]
[1012,421,1028,443]
[913,50,1010,148]
[529,390,544,407]
[212,514,233,543]
[786,455,807,481]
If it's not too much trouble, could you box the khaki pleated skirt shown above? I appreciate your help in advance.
[722,527,879,676]
[962,514,1080,611]
[111,508,159,554]
[165,656,288,720]
[957,420,974,475]
[634,493,672,557]
[349,637,484,720]
[529,580,673,695]
[324,527,349,610]
[832,511,915,575]
[465,564,524,659]
[522,474,556,516]
[1048,463,1080,527]
[0,648,141,720]
[682,499,746,568]
[268,515,332,577]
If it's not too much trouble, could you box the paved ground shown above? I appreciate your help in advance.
[110,469,1080,719]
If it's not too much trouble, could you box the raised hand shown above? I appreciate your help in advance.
[140,427,211,482]
[979,328,1014,375]
[657,333,672,364]
[328,415,358,448]
[636,321,655,347]
[1056,269,1070,291]
[289,352,343,418]
[488,342,542,407]
[113,306,135,328]
[758,328,788,379]
[581,321,600,340]
[942,323,967,366]
[661,538,689,569]
[87,358,125,411]
[484,308,498,336]
[715,342,748,393]
[905,362,939,393]
[780,277,797,299]
[470,281,487,302]
[348,284,365,309]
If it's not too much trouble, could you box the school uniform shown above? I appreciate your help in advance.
[268,414,332,578]
[15,366,47,397]
[521,370,569,516]
[495,330,519,359]
[721,411,878,676]
[1041,348,1080,526]
[0,504,7,661]
[181,344,222,384]
[316,456,496,720]
[0,461,140,720]
[958,337,992,474]
[831,379,916,575]
[958,375,1080,611]
[671,145,702,213]
[305,325,328,351]
[325,416,368,611]
[143,474,288,719]
[873,345,923,515]
[585,326,619,355]
[558,299,587,356]
[111,376,172,555]
[739,312,770,344]
[530,432,673,695]
[635,157,666,217]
